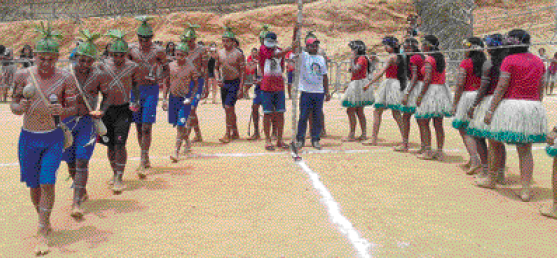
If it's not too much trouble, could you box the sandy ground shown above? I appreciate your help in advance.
[2,87,557,257]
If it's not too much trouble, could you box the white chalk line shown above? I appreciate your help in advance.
[294,159,373,258]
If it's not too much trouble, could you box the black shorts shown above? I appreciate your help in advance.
[99,103,132,147]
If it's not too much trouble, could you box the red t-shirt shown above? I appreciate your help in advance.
[351,56,368,81]
[501,52,545,101]
[246,55,256,75]
[422,56,446,84]
[386,62,398,79]
[259,45,285,92]
[460,58,481,91]
[409,54,425,81]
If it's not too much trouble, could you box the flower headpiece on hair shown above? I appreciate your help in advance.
[503,35,522,46]
[382,37,399,46]
[462,39,482,50]
[484,36,503,47]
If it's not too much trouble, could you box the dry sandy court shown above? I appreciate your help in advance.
[2,91,557,257]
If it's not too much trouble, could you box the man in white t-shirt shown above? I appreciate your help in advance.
[293,36,331,150]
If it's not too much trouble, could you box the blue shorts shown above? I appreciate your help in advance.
[220,78,240,108]
[190,78,205,108]
[131,84,159,124]
[287,71,294,84]
[253,84,263,105]
[18,128,64,188]
[168,95,193,127]
[261,90,286,114]
[62,116,96,163]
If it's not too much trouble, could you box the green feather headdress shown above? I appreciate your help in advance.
[34,21,63,54]
[181,22,201,41]
[305,30,317,40]
[76,29,101,58]
[259,24,270,39]
[105,29,129,53]
[135,15,154,37]
[222,26,236,39]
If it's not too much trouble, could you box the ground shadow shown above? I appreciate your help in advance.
[195,141,225,147]
[84,199,145,218]
[49,226,112,250]
[125,177,169,192]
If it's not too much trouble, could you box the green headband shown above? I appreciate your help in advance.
[259,24,270,39]
[182,23,200,41]
[76,29,101,58]
[222,26,236,39]
[34,21,62,54]
[305,31,317,40]
[135,15,154,37]
[105,29,129,53]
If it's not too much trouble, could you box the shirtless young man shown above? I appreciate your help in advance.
[162,41,199,161]
[127,16,169,175]
[62,29,112,216]
[11,23,78,255]
[182,23,208,144]
[99,30,141,194]
[0,45,15,102]
[215,27,245,143]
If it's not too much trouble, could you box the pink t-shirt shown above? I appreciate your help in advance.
[422,56,446,84]
[351,56,368,81]
[409,54,425,81]
[285,51,295,72]
[259,45,285,92]
[460,58,481,91]
[501,53,545,101]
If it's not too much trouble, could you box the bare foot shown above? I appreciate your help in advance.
[459,160,472,170]
[416,151,435,160]
[192,135,203,143]
[71,205,84,219]
[540,205,557,219]
[107,175,115,186]
[247,134,261,141]
[112,180,126,194]
[170,155,179,163]
[231,134,240,140]
[474,176,496,189]
[519,187,531,202]
[342,135,357,142]
[219,136,231,143]
[34,228,50,256]
[393,144,408,152]
[136,166,147,179]
[356,135,367,142]
[466,164,481,175]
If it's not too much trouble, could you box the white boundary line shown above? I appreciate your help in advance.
[294,158,373,258]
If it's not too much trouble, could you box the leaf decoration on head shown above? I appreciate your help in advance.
[181,22,201,41]
[135,15,154,23]
[187,22,200,29]
[34,21,62,41]
[105,29,129,53]
[79,29,101,44]
[105,29,127,40]
[222,25,236,39]
[259,24,270,39]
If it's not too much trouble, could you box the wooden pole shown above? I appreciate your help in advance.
[291,0,303,144]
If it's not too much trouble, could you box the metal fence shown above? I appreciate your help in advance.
[0,0,316,22]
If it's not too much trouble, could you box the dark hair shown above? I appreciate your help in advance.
[485,34,508,84]
[466,37,486,78]
[349,40,366,56]
[20,45,33,57]
[506,29,530,55]
[404,38,424,79]
[232,38,240,46]
[382,36,407,90]
[423,35,445,73]
[251,48,258,52]
[197,41,205,46]
[166,41,176,56]
[0,45,5,54]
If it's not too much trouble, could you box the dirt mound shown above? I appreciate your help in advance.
[0,0,552,60]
